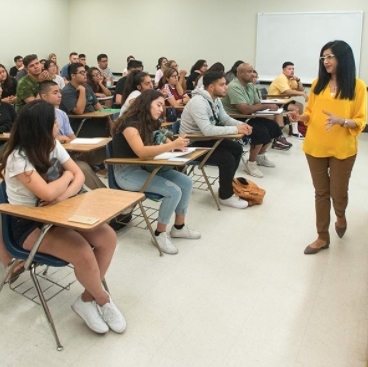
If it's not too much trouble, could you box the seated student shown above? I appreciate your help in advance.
[161,68,190,110]
[268,61,308,139]
[87,67,112,108]
[0,100,125,334]
[9,56,24,77]
[196,62,225,89]
[186,59,208,91]
[154,57,168,88]
[15,54,50,113]
[115,60,144,106]
[166,60,187,93]
[225,60,244,85]
[97,54,114,83]
[0,64,17,105]
[48,53,60,74]
[44,60,65,90]
[0,86,16,152]
[180,71,252,209]
[222,63,286,178]
[79,54,90,72]
[123,55,135,76]
[112,89,200,255]
[60,52,79,82]
[119,71,153,116]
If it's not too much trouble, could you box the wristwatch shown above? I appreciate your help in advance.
[343,119,349,128]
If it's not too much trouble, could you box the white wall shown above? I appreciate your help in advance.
[1,0,367,84]
[0,0,70,71]
[69,0,368,84]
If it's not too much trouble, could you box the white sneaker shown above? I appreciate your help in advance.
[291,132,305,139]
[219,195,248,209]
[152,232,178,254]
[256,154,275,167]
[71,295,108,334]
[244,160,264,178]
[170,225,201,239]
[98,293,127,334]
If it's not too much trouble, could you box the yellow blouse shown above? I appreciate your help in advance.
[302,78,367,159]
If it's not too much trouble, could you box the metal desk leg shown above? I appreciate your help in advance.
[74,118,87,137]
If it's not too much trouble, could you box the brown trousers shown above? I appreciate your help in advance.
[305,154,356,241]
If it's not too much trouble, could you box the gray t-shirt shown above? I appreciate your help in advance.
[60,83,98,114]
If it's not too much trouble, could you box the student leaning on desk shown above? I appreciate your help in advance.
[0,100,126,335]
[111,89,201,255]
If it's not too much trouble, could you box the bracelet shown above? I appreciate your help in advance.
[343,119,349,128]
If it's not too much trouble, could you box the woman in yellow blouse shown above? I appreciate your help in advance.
[289,40,367,255]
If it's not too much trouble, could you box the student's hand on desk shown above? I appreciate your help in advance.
[172,135,189,151]
[237,124,252,135]
[58,135,72,144]
[267,104,279,111]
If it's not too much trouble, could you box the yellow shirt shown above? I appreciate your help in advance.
[268,73,298,95]
[302,78,367,159]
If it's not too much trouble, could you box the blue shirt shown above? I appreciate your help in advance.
[56,108,74,136]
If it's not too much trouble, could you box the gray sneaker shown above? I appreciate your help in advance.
[256,154,275,167]
[152,232,178,255]
[244,160,264,178]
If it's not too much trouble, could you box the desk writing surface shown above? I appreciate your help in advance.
[0,188,144,231]
[63,137,111,152]
[185,133,243,141]
[105,149,208,167]
[68,111,115,119]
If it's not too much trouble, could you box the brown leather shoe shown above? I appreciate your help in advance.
[304,240,330,255]
[335,222,347,238]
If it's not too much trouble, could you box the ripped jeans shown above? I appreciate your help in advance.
[113,165,193,225]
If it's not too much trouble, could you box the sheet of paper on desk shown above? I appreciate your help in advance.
[154,147,195,160]
[70,138,104,144]
[261,99,287,104]
[255,108,283,115]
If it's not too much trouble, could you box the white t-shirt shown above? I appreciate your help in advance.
[53,75,65,89]
[119,90,141,116]
[154,69,163,84]
[5,140,70,206]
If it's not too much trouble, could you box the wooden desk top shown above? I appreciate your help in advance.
[229,113,274,119]
[0,133,10,141]
[105,148,208,167]
[0,188,144,231]
[63,137,111,152]
[68,111,115,119]
[186,133,243,141]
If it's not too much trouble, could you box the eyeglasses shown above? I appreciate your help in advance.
[76,71,87,75]
[319,54,335,61]
[170,74,178,78]
[91,73,101,77]
[203,64,208,67]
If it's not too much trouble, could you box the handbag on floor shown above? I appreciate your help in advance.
[232,177,266,206]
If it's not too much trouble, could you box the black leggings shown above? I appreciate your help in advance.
[190,138,243,200]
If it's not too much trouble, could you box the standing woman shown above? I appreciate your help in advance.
[288,40,367,254]
[44,60,65,90]
[112,90,200,255]
[154,57,167,88]
[186,59,208,91]
[0,100,126,333]
[87,67,112,108]
[161,67,190,109]
[0,64,17,105]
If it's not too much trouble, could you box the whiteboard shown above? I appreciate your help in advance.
[255,11,363,84]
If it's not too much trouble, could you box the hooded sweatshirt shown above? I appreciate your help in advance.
[180,88,241,137]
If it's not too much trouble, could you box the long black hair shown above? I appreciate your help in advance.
[226,60,244,75]
[190,59,207,74]
[0,100,56,179]
[314,40,356,100]
[121,70,150,103]
[112,89,164,145]
[0,64,16,98]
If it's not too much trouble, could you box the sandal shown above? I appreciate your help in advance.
[7,263,25,284]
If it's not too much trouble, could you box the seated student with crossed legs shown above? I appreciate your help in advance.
[112,89,201,255]
[0,100,126,335]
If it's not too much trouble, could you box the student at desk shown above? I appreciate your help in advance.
[0,100,126,334]
[112,89,201,255]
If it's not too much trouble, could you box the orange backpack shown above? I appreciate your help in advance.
[232,177,266,206]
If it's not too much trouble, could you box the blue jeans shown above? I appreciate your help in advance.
[114,165,193,225]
